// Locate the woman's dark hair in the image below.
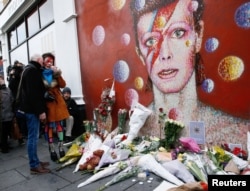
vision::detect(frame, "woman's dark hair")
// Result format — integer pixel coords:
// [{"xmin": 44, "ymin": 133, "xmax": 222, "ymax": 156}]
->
[{"xmin": 42, "ymin": 52, "xmax": 55, "ymax": 65}]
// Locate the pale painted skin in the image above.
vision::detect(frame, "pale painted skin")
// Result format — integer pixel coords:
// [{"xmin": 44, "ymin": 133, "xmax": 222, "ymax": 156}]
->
[
  {"xmin": 43, "ymin": 56, "xmax": 58, "ymax": 72},
  {"xmin": 43, "ymin": 56, "xmax": 54, "ymax": 69},
  {"xmin": 137, "ymin": 0, "xmax": 203, "ymax": 93}
]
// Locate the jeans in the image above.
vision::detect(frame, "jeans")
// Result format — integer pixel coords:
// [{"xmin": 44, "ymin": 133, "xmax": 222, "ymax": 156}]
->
[{"xmin": 25, "ymin": 113, "xmax": 40, "ymax": 168}]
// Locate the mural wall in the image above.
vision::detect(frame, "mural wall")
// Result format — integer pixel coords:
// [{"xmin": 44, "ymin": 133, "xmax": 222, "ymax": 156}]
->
[{"xmin": 75, "ymin": 0, "xmax": 250, "ymax": 150}]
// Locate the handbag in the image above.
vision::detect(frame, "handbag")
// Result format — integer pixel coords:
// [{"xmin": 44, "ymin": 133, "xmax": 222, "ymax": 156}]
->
[
  {"xmin": 11, "ymin": 117, "xmax": 22, "ymax": 140},
  {"xmin": 44, "ymin": 91, "xmax": 55, "ymax": 101}
]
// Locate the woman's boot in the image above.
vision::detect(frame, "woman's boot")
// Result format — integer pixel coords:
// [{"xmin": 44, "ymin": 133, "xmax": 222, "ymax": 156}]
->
[
  {"xmin": 58, "ymin": 141, "xmax": 65, "ymax": 158},
  {"xmin": 49, "ymin": 143, "xmax": 58, "ymax": 161}
]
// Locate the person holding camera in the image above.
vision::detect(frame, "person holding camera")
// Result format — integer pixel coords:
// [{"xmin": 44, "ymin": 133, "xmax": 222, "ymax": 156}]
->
[{"xmin": 42, "ymin": 53, "xmax": 69, "ymax": 161}]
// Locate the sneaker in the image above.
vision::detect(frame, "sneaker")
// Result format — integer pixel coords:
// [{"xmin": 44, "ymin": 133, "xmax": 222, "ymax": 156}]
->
[
  {"xmin": 50, "ymin": 151, "xmax": 58, "ymax": 162},
  {"xmin": 59, "ymin": 150, "xmax": 65, "ymax": 158},
  {"xmin": 40, "ymin": 161, "xmax": 50, "ymax": 168},
  {"xmin": 30, "ymin": 166, "xmax": 51, "ymax": 174}
]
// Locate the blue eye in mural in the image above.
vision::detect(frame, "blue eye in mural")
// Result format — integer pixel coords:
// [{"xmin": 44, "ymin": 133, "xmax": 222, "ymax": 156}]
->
[
  {"xmin": 202, "ymin": 78, "xmax": 214, "ymax": 93},
  {"xmin": 92, "ymin": 25, "xmax": 105, "ymax": 46},
  {"xmin": 205, "ymin": 37, "xmax": 219, "ymax": 53},
  {"xmin": 134, "ymin": 0, "xmax": 146, "ymax": 11},
  {"xmin": 113, "ymin": 60, "xmax": 130, "ymax": 83},
  {"xmin": 234, "ymin": 2, "xmax": 250, "ymax": 29}
]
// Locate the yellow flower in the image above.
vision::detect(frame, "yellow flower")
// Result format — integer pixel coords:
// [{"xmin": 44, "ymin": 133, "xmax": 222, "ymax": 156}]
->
[
  {"xmin": 177, "ymin": 153, "xmax": 185, "ymax": 162},
  {"xmin": 128, "ymin": 143, "xmax": 135, "ymax": 151},
  {"xmin": 213, "ymin": 146, "xmax": 225, "ymax": 156}
]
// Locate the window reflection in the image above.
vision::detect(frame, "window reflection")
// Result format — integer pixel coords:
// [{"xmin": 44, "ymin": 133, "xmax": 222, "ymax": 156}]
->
[
  {"xmin": 10, "ymin": 42, "xmax": 28, "ymax": 65},
  {"xmin": 7, "ymin": 0, "xmax": 54, "ymax": 51},
  {"xmin": 40, "ymin": 0, "xmax": 54, "ymax": 27},
  {"xmin": 17, "ymin": 21, "xmax": 26, "ymax": 44},
  {"xmin": 27, "ymin": 9, "xmax": 39, "ymax": 36},
  {"xmin": 9, "ymin": 29, "xmax": 17, "ymax": 49}
]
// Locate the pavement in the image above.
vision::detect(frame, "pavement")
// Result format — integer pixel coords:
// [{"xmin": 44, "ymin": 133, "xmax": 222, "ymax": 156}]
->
[{"xmin": 0, "ymin": 137, "xmax": 164, "ymax": 191}]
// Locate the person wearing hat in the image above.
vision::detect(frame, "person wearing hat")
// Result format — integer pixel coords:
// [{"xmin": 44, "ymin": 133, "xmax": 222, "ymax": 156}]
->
[{"xmin": 62, "ymin": 87, "xmax": 79, "ymax": 143}]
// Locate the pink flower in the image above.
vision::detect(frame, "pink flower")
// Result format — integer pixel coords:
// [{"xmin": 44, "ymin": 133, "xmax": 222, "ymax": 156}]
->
[{"xmin": 179, "ymin": 137, "xmax": 201, "ymax": 153}]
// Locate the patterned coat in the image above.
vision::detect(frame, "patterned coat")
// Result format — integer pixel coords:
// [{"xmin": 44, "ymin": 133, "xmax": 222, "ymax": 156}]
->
[{"xmin": 43, "ymin": 69, "xmax": 69, "ymax": 122}]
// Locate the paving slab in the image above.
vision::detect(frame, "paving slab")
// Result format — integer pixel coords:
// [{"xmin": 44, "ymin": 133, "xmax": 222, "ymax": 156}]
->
[{"xmin": 0, "ymin": 138, "xmax": 165, "ymax": 191}]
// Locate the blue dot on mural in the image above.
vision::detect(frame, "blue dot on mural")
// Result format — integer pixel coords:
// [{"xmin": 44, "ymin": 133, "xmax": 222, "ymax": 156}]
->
[
  {"xmin": 135, "ymin": 0, "xmax": 145, "ymax": 11},
  {"xmin": 113, "ymin": 60, "xmax": 130, "ymax": 83},
  {"xmin": 205, "ymin": 37, "xmax": 219, "ymax": 53},
  {"xmin": 202, "ymin": 78, "xmax": 214, "ymax": 93},
  {"xmin": 235, "ymin": 2, "xmax": 250, "ymax": 29}
]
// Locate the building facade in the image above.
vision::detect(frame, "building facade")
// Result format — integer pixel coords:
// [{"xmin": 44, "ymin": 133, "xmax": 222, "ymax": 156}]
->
[{"xmin": 0, "ymin": 0, "xmax": 84, "ymax": 105}]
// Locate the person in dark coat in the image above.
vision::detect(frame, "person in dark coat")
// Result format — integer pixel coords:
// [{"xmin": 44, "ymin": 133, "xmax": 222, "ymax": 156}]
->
[
  {"xmin": 8, "ymin": 61, "xmax": 27, "ymax": 144},
  {"xmin": 0, "ymin": 75, "xmax": 14, "ymax": 153},
  {"xmin": 19, "ymin": 54, "xmax": 50, "ymax": 174},
  {"xmin": 62, "ymin": 87, "xmax": 79, "ymax": 142}
]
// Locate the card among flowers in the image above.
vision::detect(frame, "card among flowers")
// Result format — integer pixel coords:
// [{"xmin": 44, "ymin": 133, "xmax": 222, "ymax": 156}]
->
[{"xmin": 189, "ymin": 121, "xmax": 205, "ymax": 145}]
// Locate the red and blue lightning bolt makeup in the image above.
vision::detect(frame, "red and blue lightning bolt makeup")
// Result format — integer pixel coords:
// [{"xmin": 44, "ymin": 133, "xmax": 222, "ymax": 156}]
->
[{"xmin": 148, "ymin": 1, "xmax": 178, "ymax": 72}]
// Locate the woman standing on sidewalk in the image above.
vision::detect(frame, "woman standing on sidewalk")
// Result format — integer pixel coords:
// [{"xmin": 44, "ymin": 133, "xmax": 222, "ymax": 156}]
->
[{"xmin": 42, "ymin": 52, "xmax": 69, "ymax": 161}]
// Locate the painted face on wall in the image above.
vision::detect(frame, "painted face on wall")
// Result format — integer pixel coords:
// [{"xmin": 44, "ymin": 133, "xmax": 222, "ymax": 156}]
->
[{"xmin": 137, "ymin": 0, "xmax": 203, "ymax": 93}]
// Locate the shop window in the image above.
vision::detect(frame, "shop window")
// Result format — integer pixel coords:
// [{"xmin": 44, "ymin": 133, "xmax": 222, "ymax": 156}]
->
[
  {"xmin": 17, "ymin": 21, "xmax": 26, "ymax": 44},
  {"xmin": 39, "ymin": 0, "xmax": 54, "ymax": 27},
  {"xmin": 27, "ymin": 9, "xmax": 39, "ymax": 36},
  {"xmin": 10, "ymin": 43, "xmax": 28, "ymax": 65},
  {"xmin": 8, "ymin": 28, "xmax": 17, "ymax": 49},
  {"xmin": 7, "ymin": 0, "xmax": 54, "ymax": 53}
]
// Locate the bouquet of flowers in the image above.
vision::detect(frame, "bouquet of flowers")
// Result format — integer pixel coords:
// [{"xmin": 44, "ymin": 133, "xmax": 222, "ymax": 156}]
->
[
  {"xmin": 117, "ymin": 109, "xmax": 128, "ymax": 134},
  {"xmin": 95, "ymin": 94, "xmax": 114, "ymax": 122},
  {"xmin": 160, "ymin": 119, "xmax": 184, "ymax": 151},
  {"xmin": 94, "ymin": 79, "xmax": 116, "ymax": 133},
  {"xmin": 221, "ymin": 143, "xmax": 247, "ymax": 159},
  {"xmin": 178, "ymin": 153, "xmax": 208, "ymax": 183}
]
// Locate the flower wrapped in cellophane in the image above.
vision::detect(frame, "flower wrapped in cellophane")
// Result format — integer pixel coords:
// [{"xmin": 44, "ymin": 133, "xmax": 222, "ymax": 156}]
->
[
  {"xmin": 117, "ymin": 108, "xmax": 128, "ymax": 134},
  {"xmin": 95, "ymin": 147, "xmax": 131, "ymax": 171},
  {"xmin": 73, "ymin": 134, "xmax": 103, "ymax": 173},
  {"xmin": 97, "ymin": 165, "xmax": 141, "ymax": 191},
  {"xmin": 178, "ymin": 153, "xmax": 207, "ymax": 183},
  {"xmin": 77, "ymin": 156, "xmax": 141, "ymax": 188},
  {"xmin": 56, "ymin": 143, "xmax": 83, "ymax": 171},
  {"xmin": 119, "ymin": 101, "xmax": 152, "ymax": 146},
  {"xmin": 206, "ymin": 146, "xmax": 231, "ymax": 173},
  {"xmin": 94, "ymin": 78, "xmax": 116, "ymax": 134}
]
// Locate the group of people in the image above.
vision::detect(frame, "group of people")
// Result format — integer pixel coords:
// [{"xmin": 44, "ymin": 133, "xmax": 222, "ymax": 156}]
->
[{"xmin": 0, "ymin": 52, "xmax": 79, "ymax": 174}]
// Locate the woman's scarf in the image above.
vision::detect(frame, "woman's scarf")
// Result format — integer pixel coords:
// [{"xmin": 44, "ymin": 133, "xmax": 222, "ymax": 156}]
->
[{"xmin": 42, "ymin": 69, "xmax": 53, "ymax": 85}]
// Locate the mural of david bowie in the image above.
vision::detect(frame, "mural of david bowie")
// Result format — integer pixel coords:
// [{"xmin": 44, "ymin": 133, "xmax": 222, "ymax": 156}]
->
[{"xmin": 130, "ymin": 0, "xmax": 250, "ymax": 150}]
